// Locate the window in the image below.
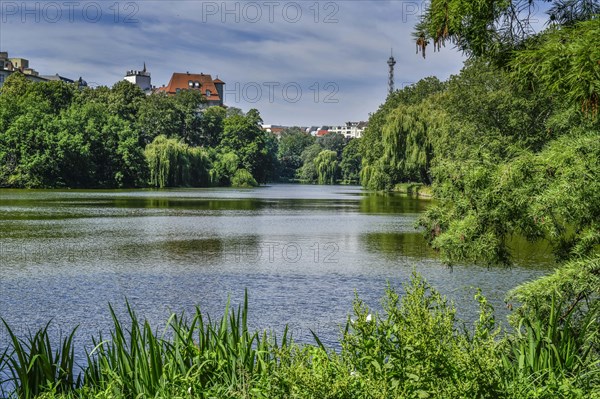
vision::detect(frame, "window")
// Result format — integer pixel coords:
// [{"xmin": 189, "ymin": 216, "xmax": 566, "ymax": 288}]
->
[
  {"xmin": 194, "ymin": 81, "xmax": 200, "ymax": 88},
  {"xmin": 206, "ymin": 89, "xmax": 211, "ymax": 96},
  {"xmin": 188, "ymin": 80, "xmax": 193, "ymax": 87}
]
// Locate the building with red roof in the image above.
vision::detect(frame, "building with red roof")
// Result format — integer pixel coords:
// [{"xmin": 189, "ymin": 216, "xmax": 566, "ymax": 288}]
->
[{"xmin": 155, "ymin": 72, "xmax": 225, "ymax": 107}]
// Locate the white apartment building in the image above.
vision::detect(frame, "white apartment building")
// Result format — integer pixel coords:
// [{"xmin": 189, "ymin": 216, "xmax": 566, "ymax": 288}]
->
[{"xmin": 327, "ymin": 121, "xmax": 368, "ymax": 139}]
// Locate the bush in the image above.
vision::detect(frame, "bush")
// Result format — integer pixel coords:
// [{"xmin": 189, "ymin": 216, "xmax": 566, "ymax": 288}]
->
[
  {"xmin": 1, "ymin": 273, "xmax": 598, "ymax": 398},
  {"xmin": 231, "ymin": 168, "xmax": 258, "ymax": 187}
]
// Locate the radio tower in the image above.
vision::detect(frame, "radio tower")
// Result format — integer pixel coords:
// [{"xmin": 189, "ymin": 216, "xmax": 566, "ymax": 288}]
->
[{"xmin": 387, "ymin": 49, "xmax": 396, "ymax": 96}]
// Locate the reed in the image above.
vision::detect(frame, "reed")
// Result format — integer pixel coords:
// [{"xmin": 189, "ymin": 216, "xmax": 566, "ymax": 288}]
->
[
  {"xmin": 0, "ymin": 320, "xmax": 80, "ymax": 399},
  {"xmin": 83, "ymin": 290, "xmax": 284, "ymax": 397},
  {"xmin": 501, "ymin": 294, "xmax": 600, "ymax": 391},
  {"xmin": 0, "ymin": 277, "xmax": 597, "ymax": 398}
]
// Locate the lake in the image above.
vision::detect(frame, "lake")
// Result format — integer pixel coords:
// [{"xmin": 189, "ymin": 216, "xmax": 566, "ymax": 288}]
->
[{"xmin": 0, "ymin": 184, "xmax": 554, "ymax": 360}]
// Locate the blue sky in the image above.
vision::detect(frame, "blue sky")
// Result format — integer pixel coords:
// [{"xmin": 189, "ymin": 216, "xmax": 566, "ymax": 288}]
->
[{"xmin": 0, "ymin": 1, "xmax": 547, "ymax": 126}]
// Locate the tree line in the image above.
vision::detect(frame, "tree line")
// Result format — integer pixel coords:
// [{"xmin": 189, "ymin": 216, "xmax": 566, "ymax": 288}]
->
[{"xmin": 0, "ymin": 73, "xmax": 360, "ymax": 189}]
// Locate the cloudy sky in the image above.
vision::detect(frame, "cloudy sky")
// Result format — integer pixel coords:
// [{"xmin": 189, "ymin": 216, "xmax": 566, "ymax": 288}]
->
[{"xmin": 0, "ymin": 1, "xmax": 545, "ymax": 126}]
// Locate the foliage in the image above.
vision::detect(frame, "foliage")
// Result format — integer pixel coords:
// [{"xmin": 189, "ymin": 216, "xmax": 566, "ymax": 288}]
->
[
  {"xmin": 510, "ymin": 18, "xmax": 600, "ymax": 116},
  {"xmin": 277, "ymin": 127, "xmax": 315, "ymax": 181},
  {"xmin": 340, "ymin": 138, "xmax": 361, "ymax": 184},
  {"xmin": 316, "ymin": 132, "xmax": 345, "ymax": 158},
  {"xmin": 3, "ymin": 273, "xmax": 597, "ymax": 398},
  {"xmin": 342, "ymin": 274, "xmax": 503, "ymax": 398},
  {"xmin": 197, "ymin": 106, "xmax": 227, "ymax": 147},
  {"xmin": 231, "ymin": 168, "xmax": 258, "ymax": 188},
  {"xmin": 360, "ymin": 77, "xmax": 445, "ymax": 190},
  {"xmin": 220, "ymin": 109, "xmax": 277, "ymax": 184},
  {"xmin": 135, "ymin": 92, "xmax": 184, "ymax": 145},
  {"xmin": 419, "ymin": 131, "xmax": 599, "ymax": 265},
  {"xmin": 412, "ymin": 0, "xmax": 600, "ymax": 63},
  {"xmin": 314, "ymin": 150, "xmax": 339, "ymax": 185},
  {"xmin": 210, "ymin": 151, "xmax": 240, "ymax": 186},
  {"xmin": 0, "ymin": 74, "xmax": 283, "ymax": 188},
  {"xmin": 507, "ymin": 256, "xmax": 600, "ymax": 327},
  {"xmin": 502, "ymin": 295, "xmax": 599, "ymax": 390},
  {"xmin": 0, "ymin": 320, "xmax": 80, "ymax": 399},
  {"xmin": 296, "ymin": 143, "xmax": 322, "ymax": 183},
  {"xmin": 0, "ymin": 77, "xmax": 148, "ymax": 188},
  {"xmin": 144, "ymin": 135, "xmax": 210, "ymax": 188}
]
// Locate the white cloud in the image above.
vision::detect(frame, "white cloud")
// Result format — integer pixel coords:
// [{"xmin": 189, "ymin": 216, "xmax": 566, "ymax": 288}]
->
[{"xmin": 0, "ymin": 0, "xmax": 466, "ymax": 125}]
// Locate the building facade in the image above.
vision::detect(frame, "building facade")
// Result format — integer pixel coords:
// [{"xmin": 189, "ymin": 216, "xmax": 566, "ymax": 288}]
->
[
  {"xmin": 327, "ymin": 121, "xmax": 367, "ymax": 139},
  {"xmin": 0, "ymin": 52, "xmax": 46, "ymax": 87},
  {"xmin": 124, "ymin": 64, "xmax": 152, "ymax": 93},
  {"xmin": 0, "ymin": 51, "xmax": 85, "ymax": 89},
  {"xmin": 155, "ymin": 72, "xmax": 225, "ymax": 107}
]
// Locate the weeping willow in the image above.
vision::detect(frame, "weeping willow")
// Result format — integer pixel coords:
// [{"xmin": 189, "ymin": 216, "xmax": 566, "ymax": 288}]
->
[
  {"xmin": 231, "ymin": 168, "xmax": 258, "ymax": 187},
  {"xmin": 144, "ymin": 135, "xmax": 210, "ymax": 188},
  {"xmin": 314, "ymin": 150, "xmax": 339, "ymax": 185},
  {"xmin": 379, "ymin": 101, "xmax": 441, "ymax": 186}
]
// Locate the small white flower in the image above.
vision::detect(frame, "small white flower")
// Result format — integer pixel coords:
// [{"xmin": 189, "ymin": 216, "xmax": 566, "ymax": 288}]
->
[
  {"xmin": 188, "ymin": 386, "xmax": 192, "ymax": 395},
  {"xmin": 350, "ymin": 370, "xmax": 358, "ymax": 377},
  {"xmin": 366, "ymin": 314, "xmax": 372, "ymax": 322}
]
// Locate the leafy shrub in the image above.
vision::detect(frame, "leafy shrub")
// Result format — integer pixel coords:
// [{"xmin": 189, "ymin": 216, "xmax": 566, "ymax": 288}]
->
[{"xmin": 231, "ymin": 168, "xmax": 258, "ymax": 188}]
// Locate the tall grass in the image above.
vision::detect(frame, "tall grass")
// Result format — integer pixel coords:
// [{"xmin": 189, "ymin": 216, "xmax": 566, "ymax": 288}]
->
[
  {"xmin": 0, "ymin": 276, "xmax": 598, "ymax": 398},
  {"xmin": 501, "ymin": 295, "xmax": 600, "ymax": 396},
  {"xmin": 0, "ymin": 321, "xmax": 80, "ymax": 399},
  {"xmin": 83, "ymin": 290, "xmax": 287, "ymax": 397}
]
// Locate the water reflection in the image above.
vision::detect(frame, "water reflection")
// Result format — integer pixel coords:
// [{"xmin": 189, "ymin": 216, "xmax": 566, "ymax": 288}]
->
[
  {"xmin": 358, "ymin": 192, "xmax": 429, "ymax": 214},
  {"xmin": 360, "ymin": 232, "xmax": 436, "ymax": 259},
  {"xmin": 0, "ymin": 185, "xmax": 554, "ymax": 353}
]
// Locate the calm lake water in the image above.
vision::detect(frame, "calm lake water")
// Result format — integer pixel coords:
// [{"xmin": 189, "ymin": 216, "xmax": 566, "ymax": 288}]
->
[{"xmin": 0, "ymin": 184, "xmax": 554, "ymax": 360}]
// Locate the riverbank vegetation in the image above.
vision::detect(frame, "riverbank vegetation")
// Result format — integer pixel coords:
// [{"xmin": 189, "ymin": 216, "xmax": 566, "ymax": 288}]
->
[
  {"xmin": 0, "ymin": 76, "xmax": 280, "ymax": 189},
  {"xmin": 359, "ymin": 1, "xmax": 600, "ymax": 265},
  {"xmin": 0, "ymin": 75, "xmax": 359, "ymax": 188},
  {"xmin": 1, "ymin": 271, "xmax": 597, "ymax": 399},
  {"xmin": 354, "ymin": 2, "xmax": 600, "ymax": 395}
]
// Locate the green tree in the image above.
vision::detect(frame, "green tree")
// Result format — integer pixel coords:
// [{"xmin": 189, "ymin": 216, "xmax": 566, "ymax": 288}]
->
[
  {"xmin": 231, "ymin": 168, "xmax": 258, "ymax": 187},
  {"xmin": 360, "ymin": 77, "xmax": 445, "ymax": 190},
  {"xmin": 510, "ymin": 18, "xmax": 600, "ymax": 117},
  {"xmin": 136, "ymin": 93, "xmax": 182, "ymax": 145},
  {"xmin": 210, "ymin": 151, "xmax": 239, "ymax": 186},
  {"xmin": 317, "ymin": 132, "xmax": 345, "ymax": 158},
  {"xmin": 173, "ymin": 90, "xmax": 205, "ymax": 146},
  {"xmin": 314, "ymin": 150, "xmax": 339, "ymax": 185},
  {"xmin": 220, "ymin": 109, "xmax": 274, "ymax": 184},
  {"xmin": 108, "ymin": 80, "xmax": 145, "ymax": 121},
  {"xmin": 144, "ymin": 135, "xmax": 210, "ymax": 188},
  {"xmin": 277, "ymin": 127, "xmax": 315, "ymax": 181},
  {"xmin": 198, "ymin": 106, "xmax": 226, "ymax": 147},
  {"xmin": 296, "ymin": 143, "xmax": 322, "ymax": 183},
  {"xmin": 412, "ymin": 0, "xmax": 599, "ymax": 63},
  {"xmin": 340, "ymin": 138, "xmax": 362, "ymax": 184}
]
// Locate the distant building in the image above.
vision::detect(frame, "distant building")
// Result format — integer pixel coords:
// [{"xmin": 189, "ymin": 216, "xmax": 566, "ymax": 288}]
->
[
  {"xmin": 316, "ymin": 127, "xmax": 330, "ymax": 137},
  {"xmin": 328, "ymin": 121, "xmax": 367, "ymax": 139},
  {"xmin": 306, "ymin": 126, "xmax": 319, "ymax": 136},
  {"xmin": 262, "ymin": 125, "xmax": 286, "ymax": 137},
  {"xmin": 0, "ymin": 51, "xmax": 85, "ymax": 89},
  {"xmin": 307, "ymin": 126, "xmax": 332, "ymax": 136},
  {"xmin": 124, "ymin": 63, "xmax": 152, "ymax": 93},
  {"xmin": 155, "ymin": 72, "xmax": 225, "ymax": 107},
  {"xmin": 40, "ymin": 73, "xmax": 75, "ymax": 83},
  {"xmin": 0, "ymin": 52, "xmax": 47, "ymax": 87}
]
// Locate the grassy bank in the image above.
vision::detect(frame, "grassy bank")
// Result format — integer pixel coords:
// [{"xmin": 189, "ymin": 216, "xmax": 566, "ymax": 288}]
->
[
  {"xmin": 1, "ymin": 271, "xmax": 598, "ymax": 399},
  {"xmin": 392, "ymin": 183, "xmax": 433, "ymax": 198}
]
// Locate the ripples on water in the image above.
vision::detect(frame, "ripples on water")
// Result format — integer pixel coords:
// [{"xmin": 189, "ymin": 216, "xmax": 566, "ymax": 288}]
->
[{"xmin": 0, "ymin": 185, "xmax": 554, "ymax": 363}]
